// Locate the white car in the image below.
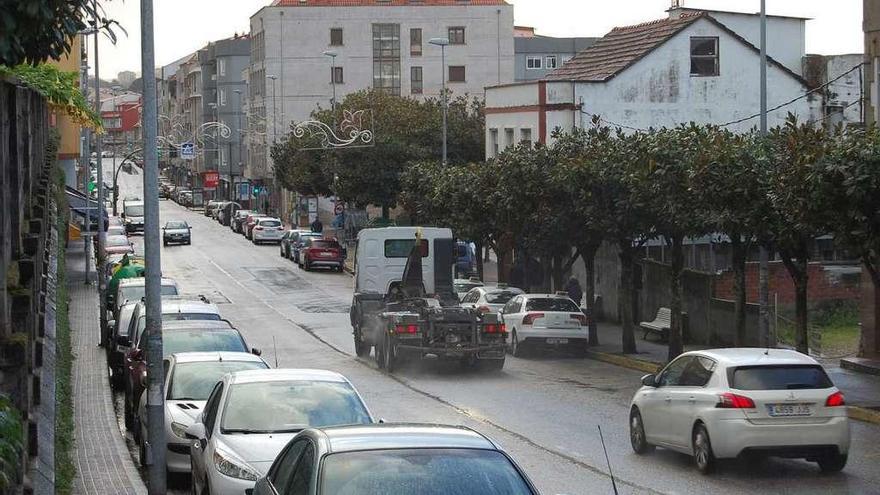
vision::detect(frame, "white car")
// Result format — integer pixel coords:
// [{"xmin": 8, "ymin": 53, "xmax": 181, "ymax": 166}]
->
[
  {"xmin": 137, "ymin": 352, "xmax": 269, "ymax": 474},
  {"xmin": 460, "ymin": 284, "xmax": 525, "ymax": 314},
  {"xmin": 454, "ymin": 278, "xmax": 484, "ymax": 302},
  {"xmin": 252, "ymin": 217, "xmax": 285, "ymax": 244},
  {"xmin": 500, "ymin": 293, "xmax": 588, "ymax": 357},
  {"xmin": 187, "ymin": 369, "xmax": 374, "ymax": 495},
  {"xmin": 629, "ymin": 348, "xmax": 850, "ymax": 474}
]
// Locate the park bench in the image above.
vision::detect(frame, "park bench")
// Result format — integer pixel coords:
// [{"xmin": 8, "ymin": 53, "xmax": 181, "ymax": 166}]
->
[{"xmin": 640, "ymin": 307, "xmax": 671, "ymax": 341}]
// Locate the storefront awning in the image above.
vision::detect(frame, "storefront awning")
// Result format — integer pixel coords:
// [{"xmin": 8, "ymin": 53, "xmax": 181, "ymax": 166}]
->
[{"xmin": 66, "ymin": 186, "xmax": 108, "ymax": 225}]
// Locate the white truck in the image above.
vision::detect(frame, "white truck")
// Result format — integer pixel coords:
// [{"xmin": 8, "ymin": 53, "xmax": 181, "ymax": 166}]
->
[{"xmin": 349, "ymin": 227, "xmax": 506, "ymax": 371}]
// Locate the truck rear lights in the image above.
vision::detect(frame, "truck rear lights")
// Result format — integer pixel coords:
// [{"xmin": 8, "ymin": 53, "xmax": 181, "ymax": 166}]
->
[
  {"xmin": 716, "ymin": 392, "xmax": 756, "ymax": 409},
  {"xmin": 395, "ymin": 324, "xmax": 419, "ymax": 334},
  {"xmin": 483, "ymin": 323, "xmax": 508, "ymax": 334},
  {"xmin": 825, "ymin": 391, "xmax": 845, "ymax": 407},
  {"xmin": 522, "ymin": 313, "xmax": 544, "ymax": 325}
]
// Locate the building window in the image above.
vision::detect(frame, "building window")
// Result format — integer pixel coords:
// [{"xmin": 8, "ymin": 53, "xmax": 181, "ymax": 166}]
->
[
  {"xmin": 411, "ymin": 66, "xmax": 423, "ymax": 94},
  {"xmin": 545, "ymin": 56, "xmax": 557, "ymax": 69},
  {"xmin": 330, "ymin": 28, "xmax": 343, "ymax": 46},
  {"xmin": 218, "ymin": 59, "xmax": 226, "ymax": 77},
  {"xmin": 373, "ymin": 24, "xmax": 401, "ymax": 96},
  {"xmin": 410, "ymin": 28, "xmax": 422, "ymax": 56},
  {"xmin": 448, "ymin": 26, "xmax": 465, "ymax": 45},
  {"xmin": 490, "ymin": 128, "xmax": 499, "ymax": 157},
  {"xmin": 690, "ymin": 37, "xmax": 719, "ymax": 76},
  {"xmin": 219, "ymin": 88, "xmax": 227, "ymax": 106},
  {"xmin": 526, "ymin": 56, "xmax": 542, "ymax": 70},
  {"xmin": 504, "ymin": 128, "xmax": 515, "ymax": 149},
  {"xmin": 448, "ymin": 65, "xmax": 466, "ymax": 83},
  {"xmin": 332, "ymin": 66, "xmax": 344, "ymax": 84},
  {"xmin": 520, "ymin": 128, "xmax": 532, "ymax": 148}
]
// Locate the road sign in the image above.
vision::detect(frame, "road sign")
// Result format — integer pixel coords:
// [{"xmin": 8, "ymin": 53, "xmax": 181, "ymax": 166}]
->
[
  {"xmin": 334, "ymin": 203, "xmax": 345, "ymax": 215},
  {"xmin": 180, "ymin": 142, "xmax": 195, "ymax": 160},
  {"xmin": 202, "ymin": 171, "xmax": 219, "ymax": 189}
]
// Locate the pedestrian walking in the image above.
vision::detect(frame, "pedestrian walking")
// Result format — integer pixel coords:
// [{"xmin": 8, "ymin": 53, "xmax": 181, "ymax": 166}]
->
[
  {"xmin": 565, "ymin": 277, "xmax": 583, "ymax": 307},
  {"xmin": 310, "ymin": 218, "xmax": 324, "ymax": 233}
]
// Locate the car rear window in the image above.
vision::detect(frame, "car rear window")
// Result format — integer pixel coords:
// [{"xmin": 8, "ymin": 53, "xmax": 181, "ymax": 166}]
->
[
  {"xmin": 311, "ymin": 240, "xmax": 339, "ymax": 249},
  {"xmin": 260, "ymin": 220, "xmax": 281, "ymax": 227},
  {"xmin": 162, "ymin": 330, "xmax": 247, "ymax": 357},
  {"xmin": 730, "ymin": 365, "xmax": 834, "ymax": 390},
  {"xmin": 525, "ymin": 298, "xmax": 580, "ymax": 312},
  {"xmin": 486, "ymin": 291, "xmax": 519, "ymax": 304},
  {"xmin": 385, "ymin": 239, "xmax": 429, "ymax": 258}
]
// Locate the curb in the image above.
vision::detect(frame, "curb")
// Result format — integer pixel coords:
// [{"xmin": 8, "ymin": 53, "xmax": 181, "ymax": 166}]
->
[
  {"xmin": 848, "ymin": 406, "xmax": 880, "ymax": 425},
  {"xmin": 583, "ymin": 349, "xmax": 662, "ymax": 374}
]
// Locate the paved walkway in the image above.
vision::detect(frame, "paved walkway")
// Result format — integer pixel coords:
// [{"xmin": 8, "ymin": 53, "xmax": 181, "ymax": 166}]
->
[{"xmin": 68, "ymin": 240, "xmax": 146, "ymax": 495}]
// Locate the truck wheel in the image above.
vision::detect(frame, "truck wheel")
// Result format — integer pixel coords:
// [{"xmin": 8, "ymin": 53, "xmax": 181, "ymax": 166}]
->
[
  {"xmin": 376, "ymin": 333, "xmax": 387, "ymax": 370},
  {"xmin": 382, "ymin": 334, "xmax": 397, "ymax": 372},
  {"xmin": 353, "ymin": 324, "xmax": 371, "ymax": 358},
  {"xmin": 460, "ymin": 355, "xmax": 478, "ymax": 370},
  {"xmin": 481, "ymin": 359, "xmax": 505, "ymax": 371}
]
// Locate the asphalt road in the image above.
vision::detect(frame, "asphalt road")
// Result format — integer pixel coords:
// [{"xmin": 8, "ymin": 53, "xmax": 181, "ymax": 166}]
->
[{"xmin": 107, "ymin": 162, "xmax": 880, "ymax": 495}]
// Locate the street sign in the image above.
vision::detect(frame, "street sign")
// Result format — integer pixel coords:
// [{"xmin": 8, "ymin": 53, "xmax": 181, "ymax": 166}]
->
[
  {"xmin": 334, "ymin": 202, "xmax": 345, "ymax": 215},
  {"xmin": 180, "ymin": 142, "xmax": 195, "ymax": 160},
  {"xmin": 202, "ymin": 171, "xmax": 219, "ymax": 189}
]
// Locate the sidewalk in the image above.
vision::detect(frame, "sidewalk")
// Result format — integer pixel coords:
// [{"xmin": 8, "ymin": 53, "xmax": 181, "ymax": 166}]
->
[
  {"xmin": 586, "ymin": 320, "xmax": 880, "ymax": 423},
  {"xmin": 67, "ymin": 240, "xmax": 146, "ymax": 495}
]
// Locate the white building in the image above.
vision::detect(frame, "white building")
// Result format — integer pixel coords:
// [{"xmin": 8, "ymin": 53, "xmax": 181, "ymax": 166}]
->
[
  {"xmin": 484, "ymin": 9, "xmax": 821, "ymax": 158},
  {"xmin": 248, "ymin": 0, "xmax": 515, "ymax": 182}
]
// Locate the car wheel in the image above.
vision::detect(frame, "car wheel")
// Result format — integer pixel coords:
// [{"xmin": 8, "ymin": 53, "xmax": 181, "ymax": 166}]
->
[
  {"xmin": 138, "ymin": 431, "xmax": 147, "ymax": 467},
  {"xmin": 124, "ymin": 389, "xmax": 134, "ymax": 430},
  {"xmin": 693, "ymin": 423, "xmax": 716, "ymax": 474},
  {"xmin": 571, "ymin": 339, "xmax": 588, "ymax": 358},
  {"xmin": 304, "ymin": 258, "xmax": 311, "ymax": 271},
  {"xmin": 817, "ymin": 453, "xmax": 847, "ymax": 473},
  {"xmin": 630, "ymin": 408, "xmax": 654, "ymax": 455},
  {"xmin": 186, "ymin": 239, "xmax": 191, "ymax": 245},
  {"xmin": 163, "ymin": 240, "xmax": 168, "ymax": 246},
  {"xmin": 510, "ymin": 331, "xmax": 525, "ymax": 357}
]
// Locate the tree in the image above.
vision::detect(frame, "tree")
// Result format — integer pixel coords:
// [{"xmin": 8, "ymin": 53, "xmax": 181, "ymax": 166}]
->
[
  {"xmin": 271, "ymin": 133, "xmax": 335, "ymax": 197},
  {"xmin": 823, "ymin": 125, "xmax": 880, "ymax": 356},
  {"xmin": 0, "ymin": 1, "xmax": 121, "ymax": 66},
  {"xmin": 761, "ymin": 117, "xmax": 835, "ymax": 354}
]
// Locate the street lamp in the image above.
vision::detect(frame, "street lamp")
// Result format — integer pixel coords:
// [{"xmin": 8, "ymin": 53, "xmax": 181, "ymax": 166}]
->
[
  {"xmin": 323, "ymin": 51, "xmax": 338, "ymax": 126},
  {"xmin": 110, "ymin": 85, "xmax": 122, "ymax": 215},
  {"xmin": 429, "ymin": 37, "xmax": 449, "ymax": 166}
]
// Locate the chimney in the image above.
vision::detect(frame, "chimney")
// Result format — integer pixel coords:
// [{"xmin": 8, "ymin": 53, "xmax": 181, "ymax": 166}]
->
[{"xmin": 669, "ymin": 0, "xmax": 684, "ymax": 19}]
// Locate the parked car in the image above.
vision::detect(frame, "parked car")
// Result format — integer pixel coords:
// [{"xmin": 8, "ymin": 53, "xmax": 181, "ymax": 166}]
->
[
  {"xmin": 252, "ymin": 217, "xmax": 285, "ymax": 244},
  {"xmin": 629, "ymin": 348, "xmax": 850, "ymax": 474},
  {"xmin": 162, "ymin": 220, "xmax": 192, "ymax": 246},
  {"xmin": 279, "ymin": 230, "xmax": 301, "ymax": 258},
  {"xmin": 122, "ymin": 200, "xmax": 145, "ymax": 233},
  {"xmin": 107, "ymin": 277, "xmax": 179, "ymax": 346},
  {"xmin": 453, "ymin": 277, "xmax": 484, "ymax": 302},
  {"xmin": 219, "ymin": 202, "xmax": 241, "ymax": 226},
  {"xmin": 290, "ymin": 232, "xmax": 323, "ymax": 264},
  {"xmin": 500, "ymin": 293, "xmax": 588, "ymax": 357},
  {"xmin": 101, "ymin": 150, "xmax": 114, "ymax": 158},
  {"xmin": 252, "ymin": 424, "xmax": 539, "ymax": 495},
  {"xmin": 204, "ymin": 200, "xmax": 222, "ymax": 217},
  {"xmin": 103, "ymin": 234, "xmax": 135, "ymax": 257},
  {"xmin": 137, "ymin": 352, "xmax": 269, "ymax": 473},
  {"xmin": 107, "ymin": 301, "xmax": 139, "ymax": 389},
  {"xmin": 455, "ymin": 240, "xmax": 477, "ymax": 278},
  {"xmin": 299, "ymin": 237, "xmax": 345, "ymax": 271},
  {"xmin": 245, "ymin": 213, "xmax": 268, "ymax": 239},
  {"xmin": 460, "ymin": 284, "xmax": 525, "ymax": 314},
  {"xmin": 187, "ymin": 369, "xmax": 374, "ymax": 495},
  {"xmin": 231, "ymin": 210, "xmax": 253, "ymax": 233}
]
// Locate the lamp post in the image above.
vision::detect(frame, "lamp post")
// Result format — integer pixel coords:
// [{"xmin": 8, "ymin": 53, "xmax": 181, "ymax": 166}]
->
[
  {"xmin": 429, "ymin": 37, "xmax": 449, "ymax": 166},
  {"xmin": 323, "ymin": 51, "xmax": 338, "ymax": 127},
  {"xmin": 110, "ymin": 85, "xmax": 121, "ymax": 215},
  {"xmin": 758, "ymin": 0, "xmax": 773, "ymax": 347},
  {"xmin": 233, "ymin": 89, "xmax": 243, "ymax": 203}
]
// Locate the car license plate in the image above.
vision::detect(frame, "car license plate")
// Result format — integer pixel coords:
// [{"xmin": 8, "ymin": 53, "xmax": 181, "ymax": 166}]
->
[
  {"xmin": 546, "ymin": 338, "xmax": 569, "ymax": 344},
  {"xmin": 319, "ymin": 252, "xmax": 332, "ymax": 257},
  {"xmin": 767, "ymin": 404, "xmax": 812, "ymax": 417}
]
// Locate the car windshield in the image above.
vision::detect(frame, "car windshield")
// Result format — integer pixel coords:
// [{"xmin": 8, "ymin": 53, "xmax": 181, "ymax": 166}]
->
[
  {"xmin": 221, "ymin": 380, "xmax": 371, "ymax": 434},
  {"xmin": 168, "ymin": 361, "xmax": 266, "ymax": 400},
  {"xmin": 107, "ymin": 226, "xmax": 125, "ymax": 235},
  {"xmin": 319, "ymin": 448, "xmax": 533, "ymax": 495},
  {"xmin": 455, "ymin": 283, "xmax": 482, "ymax": 293},
  {"xmin": 106, "ymin": 236, "xmax": 130, "ymax": 247},
  {"xmin": 731, "ymin": 365, "xmax": 834, "ymax": 390},
  {"xmin": 525, "ymin": 298, "xmax": 580, "ymax": 312},
  {"xmin": 165, "ymin": 221, "xmax": 188, "ymax": 229},
  {"xmin": 124, "ymin": 205, "xmax": 144, "ymax": 216},
  {"xmin": 136, "ymin": 313, "xmax": 222, "ymax": 335},
  {"xmin": 163, "ymin": 330, "xmax": 247, "ymax": 357},
  {"xmin": 260, "ymin": 219, "xmax": 282, "ymax": 227},
  {"xmin": 485, "ymin": 291, "xmax": 520, "ymax": 304},
  {"xmin": 119, "ymin": 284, "xmax": 178, "ymax": 304}
]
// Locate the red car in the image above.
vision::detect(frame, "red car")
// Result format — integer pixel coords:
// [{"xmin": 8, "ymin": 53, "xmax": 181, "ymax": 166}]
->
[
  {"xmin": 300, "ymin": 238, "xmax": 345, "ymax": 272},
  {"xmin": 103, "ymin": 234, "xmax": 134, "ymax": 256},
  {"xmin": 244, "ymin": 213, "xmax": 267, "ymax": 239}
]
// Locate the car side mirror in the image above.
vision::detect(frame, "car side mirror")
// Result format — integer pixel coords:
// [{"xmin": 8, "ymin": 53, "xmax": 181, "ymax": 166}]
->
[
  {"xmin": 130, "ymin": 348, "xmax": 144, "ymax": 361},
  {"xmin": 641, "ymin": 374, "xmax": 658, "ymax": 387},
  {"xmin": 185, "ymin": 422, "xmax": 206, "ymax": 440},
  {"xmin": 139, "ymin": 371, "xmax": 147, "ymax": 388},
  {"xmin": 251, "ymin": 347, "xmax": 262, "ymax": 356}
]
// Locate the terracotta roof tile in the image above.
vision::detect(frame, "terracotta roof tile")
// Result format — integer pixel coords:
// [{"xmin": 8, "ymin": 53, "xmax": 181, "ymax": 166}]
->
[
  {"xmin": 547, "ymin": 12, "xmax": 704, "ymax": 82},
  {"xmin": 272, "ymin": 0, "xmax": 507, "ymax": 6}
]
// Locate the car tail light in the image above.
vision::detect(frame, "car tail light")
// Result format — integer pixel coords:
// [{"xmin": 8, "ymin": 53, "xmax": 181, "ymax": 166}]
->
[
  {"xmin": 483, "ymin": 323, "xmax": 508, "ymax": 334},
  {"xmin": 477, "ymin": 305, "xmax": 491, "ymax": 313},
  {"xmin": 522, "ymin": 312, "xmax": 544, "ymax": 325},
  {"xmin": 395, "ymin": 324, "xmax": 418, "ymax": 334},
  {"xmin": 277, "ymin": 227, "xmax": 284, "ymax": 231},
  {"xmin": 570, "ymin": 313, "xmax": 588, "ymax": 326},
  {"xmin": 255, "ymin": 226, "xmax": 263, "ymax": 231},
  {"xmin": 825, "ymin": 391, "xmax": 845, "ymax": 407},
  {"xmin": 716, "ymin": 393, "xmax": 756, "ymax": 409}
]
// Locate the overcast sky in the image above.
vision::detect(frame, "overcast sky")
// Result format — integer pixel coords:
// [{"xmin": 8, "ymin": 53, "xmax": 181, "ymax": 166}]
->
[{"xmin": 91, "ymin": 0, "xmax": 863, "ymax": 79}]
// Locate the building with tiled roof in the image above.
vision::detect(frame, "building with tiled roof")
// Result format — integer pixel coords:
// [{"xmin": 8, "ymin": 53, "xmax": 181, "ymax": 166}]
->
[{"xmin": 484, "ymin": 7, "xmax": 824, "ymax": 160}]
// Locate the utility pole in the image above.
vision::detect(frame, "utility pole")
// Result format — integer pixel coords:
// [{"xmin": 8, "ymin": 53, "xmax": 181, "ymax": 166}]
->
[
  {"xmin": 80, "ymin": 34, "xmax": 91, "ymax": 284},
  {"xmin": 234, "ymin": 89, "xmax": 243, "ymax": 203},
  {"xmin": 429, "ymin": 38, "xmax": 449, "ymax": 166},
  {"xmin": 111, "ymin": 85, "xmax": 121, "ymax": 216},
  {"xmin": 140, "ymin": 0, "xmax": 166, "ymax": 492},
  {"xmin": 323, "ymin": 51, "xmax": 338, "ymax": 128},
  {"xmin": 92, "ymin": 1, "xmax": 107, "ymax": 339},
  {"xmin": 758, "ymin": 0, "xmax": 773, "ymax": 347}
]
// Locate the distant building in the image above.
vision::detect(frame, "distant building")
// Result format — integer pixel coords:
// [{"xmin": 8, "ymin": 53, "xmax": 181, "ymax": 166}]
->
[
  {"xmin": 117, "ymin": 70, "xmax": 137, "ymax": 88},
  {"xmin": 514, "ymin": 29, "xmax": 597, "ymax": 82},
  {"xmin": 865, "ymin": 0, "xmax": 880, "ymax": 125},
  {"xmin": 46, "ymin": 34, "xmax": 83, "ymax": 188},
  {"xmin": 100, "ymin": 92, "xmax": 142, "ymax": 152}
]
